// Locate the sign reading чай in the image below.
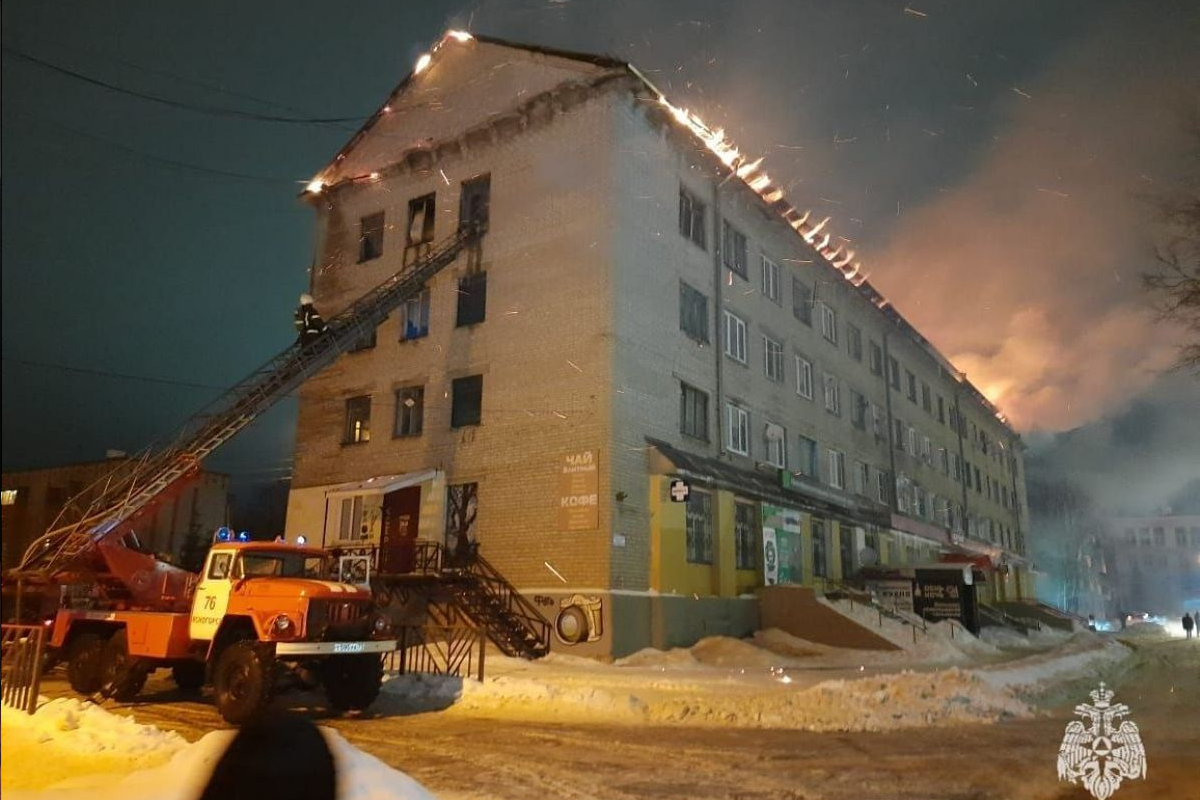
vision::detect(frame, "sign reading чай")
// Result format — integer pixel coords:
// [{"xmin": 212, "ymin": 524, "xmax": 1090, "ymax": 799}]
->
[{"xmin": 559, "ymin": 449, "xmax": 599, "ymax": 531}]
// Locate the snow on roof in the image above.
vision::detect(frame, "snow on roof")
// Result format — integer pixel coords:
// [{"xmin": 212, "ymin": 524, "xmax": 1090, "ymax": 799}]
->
[{"xmin": 305, "ymin": 31, "xmax": 1016, "ymax": 436}]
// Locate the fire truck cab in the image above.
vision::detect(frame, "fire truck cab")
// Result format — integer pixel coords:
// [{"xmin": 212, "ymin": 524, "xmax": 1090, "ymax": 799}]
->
[{"xmin": 51, "ymin": 542, "xmax": 396, "ymax": 724}]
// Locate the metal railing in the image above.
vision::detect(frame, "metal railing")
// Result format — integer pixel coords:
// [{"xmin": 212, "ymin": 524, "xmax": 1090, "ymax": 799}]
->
[
  {"xmin": 386, "ymin": 625, "xmax": 486, "ymax": 681},
  {"xmin": 1, "ymin": 624, "xmax": 46, "ymax": 714}
]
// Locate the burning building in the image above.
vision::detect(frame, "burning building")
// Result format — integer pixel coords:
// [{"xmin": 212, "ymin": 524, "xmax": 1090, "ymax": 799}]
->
[{"xmin": 283, "ymin": 32, "xmax": 1031, "ymax": 655}]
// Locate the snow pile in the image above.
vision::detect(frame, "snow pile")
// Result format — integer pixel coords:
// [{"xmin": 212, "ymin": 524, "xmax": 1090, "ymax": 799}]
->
[
  {"xmin": 977, "ymin": 634, "xmax": 1129, "ymax": 693},
  {"xmin": 2, "ymin": 697, "xmax": 186, "ymax": 760},
  {"xmin": 385, "ymin": 662, "xmax": 1030, "ymax": 731},
  {"xmin": 615, "ymin": 635, "xmax": 788, "ymax": 670},
  {"xmin": 1, "ymin": 699, "xmax": 185, "ymax": 791},
  {"xmin": 2, "ymin": 700, "xmax": 438, "ymax": 800}
]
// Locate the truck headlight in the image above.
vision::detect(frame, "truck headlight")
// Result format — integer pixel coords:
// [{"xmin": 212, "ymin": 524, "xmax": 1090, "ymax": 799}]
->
[
  {"xmin": 270, "ymin": 614, "xmax": 295, "ymax": 637},
  {"xmin": 372, "ymin": 615, "xmax": 392, "ymax": 635}
]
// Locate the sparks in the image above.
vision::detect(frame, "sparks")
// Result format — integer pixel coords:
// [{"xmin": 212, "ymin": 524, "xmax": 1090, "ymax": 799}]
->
[
  {"xmin": 414, "ymin": 53, "xmax": 432, "ymax": 74},
  {"xmin": 305, "ymin": 178, "xmax": 324, "ymax": 194}
]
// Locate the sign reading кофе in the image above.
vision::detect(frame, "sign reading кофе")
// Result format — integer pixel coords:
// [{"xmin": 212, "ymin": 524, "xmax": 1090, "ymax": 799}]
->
[{"xmin": 558, "ymin": 449, "xmax": 599, "ymax": 531}]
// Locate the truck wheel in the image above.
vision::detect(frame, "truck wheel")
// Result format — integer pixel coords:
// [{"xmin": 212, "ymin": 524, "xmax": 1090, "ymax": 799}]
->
[
  {"xmin": 322, "ymin": 654, "xmax": 383, "ymax": 713},
  {"xmin": 212, "ymin": 642, "xmax": 273, "ymax": 725},
  {"xmin": 172, "ymin": 661, "xmax": 206, "ymax": 694},
  {"xmin": 66, "ymin": 633, "xmax": 106, "ymax": 694},
  {"xmin": 99, "ymin": 630, "xmax": 148, "ymax": 702}
]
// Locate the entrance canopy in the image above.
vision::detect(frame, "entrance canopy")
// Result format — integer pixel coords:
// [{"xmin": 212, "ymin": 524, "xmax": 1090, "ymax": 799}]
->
[{"xmin": 323, "ymin": 469, "xmax": 438, "ymax": 500}]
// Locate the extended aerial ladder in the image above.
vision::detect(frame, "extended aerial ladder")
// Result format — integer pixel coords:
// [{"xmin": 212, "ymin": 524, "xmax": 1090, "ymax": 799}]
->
[{"xmin": 11, "ymin": 223, "xmax": 483, "ymax": 608}]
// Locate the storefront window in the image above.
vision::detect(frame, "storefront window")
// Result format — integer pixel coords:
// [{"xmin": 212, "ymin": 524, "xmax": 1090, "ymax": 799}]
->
[
  {"xmin": 812, "ymin": 517, "xmax": 828, "ymax": 578},
  {"xmin": 734, "ymin": 502, "xmax": 758, "ymax": 570},
  {"xmin": 686, "ymin": 490, "xmax": 713, "ymax": 564}
]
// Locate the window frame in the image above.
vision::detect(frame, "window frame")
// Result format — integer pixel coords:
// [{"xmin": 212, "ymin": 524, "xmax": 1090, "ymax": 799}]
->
[
  {"xmin": 393, "ymin": 386, "xmax": 425, "ymax": 438},
  {"xmin": 725, "ymin": 403, "xmax": 750, "ymax": 455},
  {"xmin": 760, "ymin": 255, "xmax": 780, "ymax": 303},
  {"xmin": 795, "ymin": 354, "xmax": 814, "ymax": 399},
  {"xmin": 827, "ymin": 449, "xmax": 846, "ymax": 489},
  {"xmin": 723, "ymin": 310, "xmax": 748, "ymax": 364},
  {"xmin": 678, "ymin": 187, "xmax": 707, "ymax": 250},
  {"xmin": 721, "ymin": 220, "xmax": 748, "ymax": 278},
  {"xmin": 685, "ymin": 489, "xmax": 714, "ymax": 564},
  {"xmin": 793, "ymin": 278, "xmax": 813, "ymax": 326},
  {"xmin": 819, "ymin": 302, "xmax": 838, "ymax": 344},
  {"xmin": 846, "ymin": 323, "xmax": 863, "ymax": 362},
  {"xmin": 343, "ymin": 395, "xmax": 372, "ymax": 445},
  {"xmin": 679, "ymin": 382, "xmax": 710, "ymax": 442},
  {"xmin": 679, "ymin": 281, "xmax": 709, "ymax": 343},
  {"xmin": 456, "ymin": 270, "xmax": 488, "ymax": 327},
  {"xmin": 763, "ymin": 335, "xmax": 784, "ymax": 382},
  {"xmin": 398, "ymin": 289, "xmax": 431, "ymax": 341},
  {"xmin": 823, "ymin": 372, "xmax": 842, "ymax": 416},
  {"xmin": 450, "ymin": 375, "xmax": 483, "ymax": 429},
  {"xmin": 357, "ymin": 211, "xmax": 385, "ymax": 263}
]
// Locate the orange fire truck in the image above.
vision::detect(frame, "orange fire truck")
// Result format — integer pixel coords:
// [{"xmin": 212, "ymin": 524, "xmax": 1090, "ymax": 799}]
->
[{"xmin": 51, "ymin": 541, "xmax": 394, "ymax": 723}]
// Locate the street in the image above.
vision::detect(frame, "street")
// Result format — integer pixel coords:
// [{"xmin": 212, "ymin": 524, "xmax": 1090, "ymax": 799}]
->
[{"xmin": 40, "ymin": 637, "xmax": 1199, "ymax": 800}]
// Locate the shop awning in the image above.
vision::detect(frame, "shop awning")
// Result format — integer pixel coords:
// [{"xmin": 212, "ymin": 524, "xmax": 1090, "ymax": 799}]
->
[
  {"xmin": 645, "ymin": 437, "xmax": 891, "ymax": 530},
  {"xmin": 323, "ymin": 469, "xmax": 438, "ymax": 500}
]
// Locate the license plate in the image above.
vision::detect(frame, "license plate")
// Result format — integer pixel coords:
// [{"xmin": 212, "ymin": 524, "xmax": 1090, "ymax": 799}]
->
[{"xmin": 332, "ymin": 642, "xmax": 366, "ymax": 653}]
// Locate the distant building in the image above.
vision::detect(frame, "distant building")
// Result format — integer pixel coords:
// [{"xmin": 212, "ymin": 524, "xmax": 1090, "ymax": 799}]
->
[
  {"xmin": 1, "ymin": 456, "xmax": 229, "ymax": 569},
  {"xmin": 284, "ymin": 33, "xmax": 1032, "ymax": 656},
  {"xmin": 1102, "ymin": 515, "xmax": 1200, "ymax": 615}
]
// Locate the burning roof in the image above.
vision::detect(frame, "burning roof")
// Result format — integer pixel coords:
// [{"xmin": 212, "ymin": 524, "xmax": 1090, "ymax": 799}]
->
[{"xmin": 304, "ymin": 31, "xmax": 1014, "ymax": 434}]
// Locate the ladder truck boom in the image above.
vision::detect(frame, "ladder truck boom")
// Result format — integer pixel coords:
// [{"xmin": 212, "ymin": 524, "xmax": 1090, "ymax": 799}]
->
[{"xmin": 12, "ymin": 222, "xmax": 482, "ymax": 596}]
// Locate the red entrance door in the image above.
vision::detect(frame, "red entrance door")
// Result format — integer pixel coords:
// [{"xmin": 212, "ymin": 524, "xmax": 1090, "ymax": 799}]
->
[{"xmin": 379, "ymin": 487, "xmax": 420, "ymax": 574}]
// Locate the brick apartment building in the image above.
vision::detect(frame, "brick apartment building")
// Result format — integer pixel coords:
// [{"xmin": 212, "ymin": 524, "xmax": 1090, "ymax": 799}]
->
[
  {"xmin": 2, "ymin": 455, "xmax": 229, "ymax": 569},
  {"xmin": 283, "ymin": 33, "xmax": 1032, "ymax": 656}
]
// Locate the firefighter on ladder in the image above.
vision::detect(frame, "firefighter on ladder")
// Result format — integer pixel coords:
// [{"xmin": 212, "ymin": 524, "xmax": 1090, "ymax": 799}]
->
[{"xmin": 294, "ymin": 293, "xmax": 328, "ymax": 346}]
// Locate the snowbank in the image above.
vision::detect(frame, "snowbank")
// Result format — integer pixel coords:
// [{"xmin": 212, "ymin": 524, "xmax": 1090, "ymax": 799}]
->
[
  {"xmin": 384, "ymin": 662, "xmax": 1030, "ymax": 731},
  {"xmin": 976, "ymin": 634, "xmax": 1129, "ymax": 693},
  {"xmin": 383, "ymin": 626, "xmax": 1130, "ymax": 733},
  {"xmin": 2, "ymin": 700, "xmax": 438, "ymax": 800},
  {"xmin": 1, "ymin": 699, "xmax": 185, "ymax": 791},
  {"xmin": 817, "ymin": 597, "xmax": 1002, "ymax": 663}
]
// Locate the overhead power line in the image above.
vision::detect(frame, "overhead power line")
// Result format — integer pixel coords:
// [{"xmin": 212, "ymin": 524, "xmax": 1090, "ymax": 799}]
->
[
  {"xmin": 2, "ymin": 46, "xmax": 369, "ymax": 125},
  {"xmin": 23, "ymin": 118, "xmax": 297, "ymax": 185},
  {"xmin": 2, "ymin": 356, "xmax": 233, "ymax": 391}
]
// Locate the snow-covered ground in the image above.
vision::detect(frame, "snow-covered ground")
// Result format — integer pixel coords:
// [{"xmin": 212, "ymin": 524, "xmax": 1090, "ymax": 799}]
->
[
  {"xmin": 2, "ymin": 624, "xmax": 1131, "ymax": 799},
  {"xmin": 381, "ymin": 624, "xmax": 1126, "ymax": 732},
  {"xmin": 1, "ymin": 699, "xmax": 437, "ymax": 800}
]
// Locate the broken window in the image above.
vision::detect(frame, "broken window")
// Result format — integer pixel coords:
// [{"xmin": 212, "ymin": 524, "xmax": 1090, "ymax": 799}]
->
[
  {"xmin": 451, "ymin": 375, "xmax": 483, "ymax": 428},
  {"xmin": 349, "ymin": 327, "xmax": 377, "ymax": 352},
  {"xmin": 343, "ymin": 395, "xmax": 371, "ymax": 444},
  {"xmin": 793, "ymin": 278, "xmax": 813, "ymax": 326},
  {"xmin": 721, "ymin": 220, "xmax": 748, "ymax": 278},
  {"xmin": 405, "ymin": 193, "xmax": 436, "ymax": 263},
  {"xmin": 456, "ymin": 271, "xmax": 487, "ymax": 327},
  {"xmin": 394, "ymin": 386, "xmax": 424, "ymax": 437},
  {"xmin": 846, "ymin": 323, "xmax": 863, "ymax": 362},
  {"xmin": 358, "ymin": 212, "xmax": 385, "ymax": 263},
  {"xmin": 459, "ymin": 174, "xmax": 491, "ymax": 230},
  {"xmin": 678, "ymin": 187, "xmax": 707, "ymax": 249}
]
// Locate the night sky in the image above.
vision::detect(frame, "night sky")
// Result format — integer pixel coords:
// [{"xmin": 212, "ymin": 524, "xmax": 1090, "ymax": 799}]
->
[{"xmin": 3, "ymin": 1, "xmax": 1198, "ymax": 509}]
